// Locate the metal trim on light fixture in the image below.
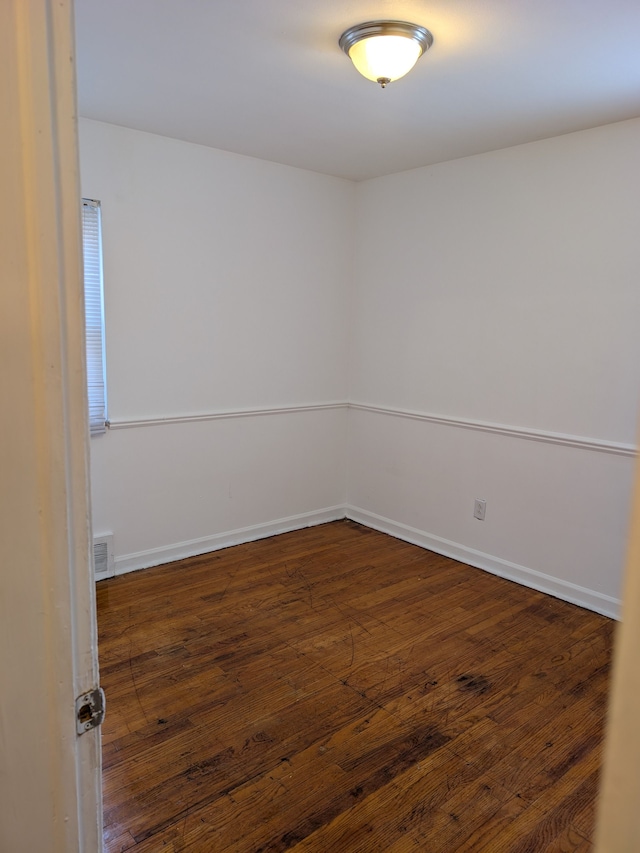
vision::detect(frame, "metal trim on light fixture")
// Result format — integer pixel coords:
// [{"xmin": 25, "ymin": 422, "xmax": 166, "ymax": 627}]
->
[{"xmin": 338, "ymin": 20, "xmax": 433, "ymax": 56}]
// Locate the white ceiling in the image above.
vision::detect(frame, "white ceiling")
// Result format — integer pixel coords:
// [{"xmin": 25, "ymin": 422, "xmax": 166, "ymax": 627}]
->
[{"xmin": 74, "ymin": 0, "xmax": 640, "ymax": 181}]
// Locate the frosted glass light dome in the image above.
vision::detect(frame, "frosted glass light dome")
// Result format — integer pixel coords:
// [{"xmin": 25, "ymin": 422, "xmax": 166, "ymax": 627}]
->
[{"xmin": 339, "ymin": 21, "xmax": 433, "ymax": 88}]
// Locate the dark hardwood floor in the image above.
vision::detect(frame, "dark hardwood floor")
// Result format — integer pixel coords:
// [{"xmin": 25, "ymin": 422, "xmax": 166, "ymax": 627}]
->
[{"xmin": 97, "ymin": 520, "xmax": 613, "ymax": 852}]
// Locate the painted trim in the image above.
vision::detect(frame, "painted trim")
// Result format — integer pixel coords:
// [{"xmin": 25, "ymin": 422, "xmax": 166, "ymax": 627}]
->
[
  {"xmin": 112, "ymin": 500, "xmax": 620, "ymax": 619},
  {"xmin": 107, "ymin": 402, "xmax": 348, "ymax": 430},
  {"xmin": 345, "ymin": 505, "xmax": 621, "ymax": 620},
  {"xmin": 114, "ymin": 506, "xmax": 347, "ymax": 574},
  {"xmin": 350, "ymin": 402, "xmax": 637, "ymax": 458},
  {"xmin": 108, "ymin": 400, "xmax": 637, "ymax": 458},
  {"xmin": 3, "ymin": 0, "xmax": 102, "ymax": 848}
]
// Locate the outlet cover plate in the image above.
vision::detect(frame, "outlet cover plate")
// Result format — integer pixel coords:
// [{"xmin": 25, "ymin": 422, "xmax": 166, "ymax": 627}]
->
[{"xmin": 474, "ymin": 499, "xmax": 486, "ymax": 521}]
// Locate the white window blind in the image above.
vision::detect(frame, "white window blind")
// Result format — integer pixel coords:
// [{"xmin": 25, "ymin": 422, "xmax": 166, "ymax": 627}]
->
[{"xmin": 81, "ymin": 199, "xmax": 107, "ymax": 435}]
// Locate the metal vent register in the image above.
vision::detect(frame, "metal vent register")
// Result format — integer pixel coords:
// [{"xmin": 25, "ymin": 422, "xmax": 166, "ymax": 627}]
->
[{"xmin": 93, "ymin": 535, "xmax": 114, "ymax": 580}]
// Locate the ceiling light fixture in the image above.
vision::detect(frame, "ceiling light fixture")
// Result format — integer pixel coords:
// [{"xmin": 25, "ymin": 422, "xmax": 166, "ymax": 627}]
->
[{"xmin": 339, "ymin": 20, "xmax": 433, "ymax": 88}]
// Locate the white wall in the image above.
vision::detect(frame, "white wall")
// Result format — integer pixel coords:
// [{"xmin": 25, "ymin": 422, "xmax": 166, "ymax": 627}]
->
[
  {"xmin": 80, "ymin": 116, "xmax": 639, "ymax": 615},
  {"xmin": 348, "ymin": 118, "xmax": 640, "ymax": 616},
  {"xmin": 79, "ymin": 119, "xmax": 353, "ymax": 568}
]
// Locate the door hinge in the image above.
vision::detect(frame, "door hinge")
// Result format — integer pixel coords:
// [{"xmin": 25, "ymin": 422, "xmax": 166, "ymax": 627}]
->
[{"xmin": 75, "ymin": 687, "xmax": 106, "ymax": 735}]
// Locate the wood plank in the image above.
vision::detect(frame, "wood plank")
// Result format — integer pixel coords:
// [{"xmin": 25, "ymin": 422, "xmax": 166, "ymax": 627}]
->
[{"xmin": 98, "ymin": 520, "xmax": 612, "ymax": 851}]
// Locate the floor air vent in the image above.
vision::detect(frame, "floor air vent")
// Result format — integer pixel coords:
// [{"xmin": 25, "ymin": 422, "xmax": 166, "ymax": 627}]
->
[{"xmin": 94, "ymin": 535, "xmax": 114, "ymax": 581}]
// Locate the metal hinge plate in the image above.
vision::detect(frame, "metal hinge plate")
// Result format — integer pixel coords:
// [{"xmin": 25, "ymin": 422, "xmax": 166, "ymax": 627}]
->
[{"xmin": 75, "ymin": 687, "xmax": 106, "ymax": 735}]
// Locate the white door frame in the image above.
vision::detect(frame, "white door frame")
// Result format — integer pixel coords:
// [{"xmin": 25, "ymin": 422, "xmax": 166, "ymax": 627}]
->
[
  {"xmin": 596, "ymin": 441, "xmax": 640, "ymax": 850},
  {"xmin": 0, "ymin": 1, "xmax": 102, "ymax": 850}
]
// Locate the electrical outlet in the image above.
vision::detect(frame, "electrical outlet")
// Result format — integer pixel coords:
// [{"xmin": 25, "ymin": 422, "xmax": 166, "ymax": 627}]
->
[{"xmin": 474, "ymin": 499, "xmax": 486, "ymax": 521}]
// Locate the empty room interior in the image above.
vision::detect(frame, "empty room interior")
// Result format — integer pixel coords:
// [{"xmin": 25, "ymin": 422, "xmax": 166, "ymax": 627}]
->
[{"xmin": 74, "ymin": 1, "xmax": 640, "ymax": 850}]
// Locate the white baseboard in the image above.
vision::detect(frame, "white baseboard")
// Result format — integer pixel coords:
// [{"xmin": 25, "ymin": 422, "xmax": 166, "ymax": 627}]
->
[
  {"xmin": 112, "ymin": 503, "xmax": 620, "ymax": 620},
  {"xmin": 345, "ymin": 505, "xmax": 621, "ymax": 620},
  {"xmin": 114, "ymin": 506, "xmax": 347, "ymax": 575}
]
